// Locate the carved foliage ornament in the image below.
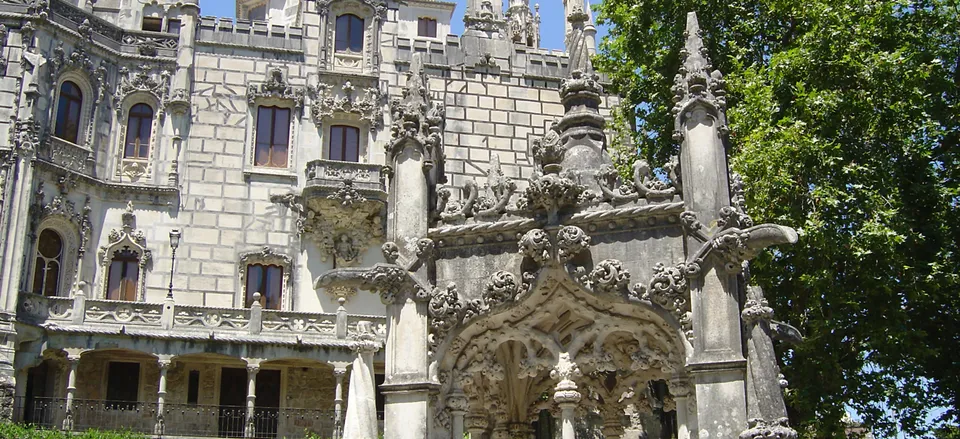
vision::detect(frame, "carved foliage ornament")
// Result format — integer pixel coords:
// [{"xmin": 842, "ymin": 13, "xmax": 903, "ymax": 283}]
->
[
  {"xmin": 50, "ymin": 42, "xmax": 108, "ymax": 103},
  {"xmin": 387, "ymin": 55, "xmax": 444, "ymax": 162},
  {"xmin": 518, "ymin": 228, "xmax": 551, "ymax": 264},
  {"xmin": 556, "ymin": 225, "xmax": 589, "ymax": 262},
  {"xmin": 237, "ymin": 246, "xmax": 293, "ymax": 310},
  {"xmin": 115, "ymin": 65, "xmax": 171, "ymax": 116},
  {"xmin": 97, "ymin": 201, "xmax": 151, "ymax": 301},
  {"xmin": 739, "ymin": 418, "xmax": 798, "ymax": 439},
  {"xmin": 270, "ymin": 193, "xmax": 383, "ymax": 267},
  {"xmin": 308, "ymin": 82, "xmax": 383, "ymax": 131},
  {"xmin": 640, "ymin": 262, "xmax": 693, "ymax": 338},
  {"xmin": 587, "ymin": 259, "xmax": 630, "ymax": 295},
  {"xmin": 247, "ymin": 67, "xmax": 305, "ymax": 112}
]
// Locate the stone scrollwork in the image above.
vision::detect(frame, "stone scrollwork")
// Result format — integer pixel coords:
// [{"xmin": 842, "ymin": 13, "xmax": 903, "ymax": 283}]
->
[
  {"xmin": 739, "ymin": 418, "xmax": 798, "ymax": 439},
  {"xmin": 630, "ymin": 339, "xmax": 675, "ymax": 374},
  {"xmin": 643, "ymin": 262, "xmax": 692, "ymax": 336},
  {"xmin": 556, "ymin": 225, "xmax": 590, "ymax": 263},
  {"xmin": 270, "ymin": 193, "xmax": 383, "ymax": 267},
  {"xmin": 381, "ymin": 241, "xmax": 399, "ymax": 263},
  {"xmin": 741, "ymin": 298, "xmax": 774, "ymax": 324},
  {"xmin": 518, "ymin": 228, "xmax": 551, "ymax": 264},
  {"xmin": 114, "ymin": 65, "xmax": 171, "ymax": 116},
  {"xmin": 308, "ymin": 81, "xmax": 383, "ymax": 131},
  {"xmin": 517, "ymin": 173, "xmax": 585, "ymax": 216},
  {"xmin": 587, "ymin": 259, "xmax": 630, "ymax": 295},
  {"xmin": 428, "ymin": 283, "xmax": 462, "ymax": 357},
  {"xmin": 49, "ymin": 42, "xmax": 108, "ymax": 103},
  {"xmin": 360, "ymin": 265, "xmax": 408, "ymax": 304},
  {"xmin": 247, "ymin": 67, "xmax": 305, "ymax": 113},
  {"xmin": 483, "ymin": 271, "xmax": 519, "ymax": 310}
]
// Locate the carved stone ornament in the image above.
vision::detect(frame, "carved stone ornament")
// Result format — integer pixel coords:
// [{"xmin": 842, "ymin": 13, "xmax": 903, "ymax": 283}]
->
[
  {"xmin": 640, "ymin": 262, "xmax": 693, "ymax": 338},
  {"xmin": 587, "ymin": 259, "xmax": 630, "ymax": 295},
  {"xmin": 316, "ymin": 0, "xmax": 387, "ymax": 20},
  {"xmin": 517, "ymin": 172, "xmax": 585, "ymax": 216},
  {"xmin": 739, "ymin": 418, "xmax": 798, "ymax": 439},
  {"xmin": 270, "ymin": 193, "xmax": 383, "ymax": 267},
  {"xmin": 115, "ymin": 65, "xmax": 171, "ymax": 116},
  {"xmin": 518, "ymin": 228, "xmax": 551, "ymax": 264},
  {"xmin": 556, "ymin": 225, "xmax": 590, "ymax": 262},
  {"xmin": 630, "ymin": 338, "xmax": 675, "ymax": 374},
  {"xmin": 381, "ymin": 241, "xmax": 399, "ymax": 263},
  {"xmin": 671, "ymin": 12, "xmax": 728, "ymax": 141},
  {"xmin": 439, "ymin": 155, "xmax": 518, "ymax": 224},
  {"xmin": 387, "ymin": 54, "xmax": 444, "ymax": 164},
  {"xmin": 360, "ymin": 265, "xmax": 409, "ymax": 304},
  {"xmin": 551, "ymin": 352, "xmax": 582, "ymax": 405},
  {"xmin": 97, "ymin": 201, "xmax": 152, "ymax": 301},
  {"xmin": 327, "ymin": 179, "xmax": 364, "ymax": 207},
  {"xmin": 49, "ymin": 42, "xmax": 109, "ymax": 103},
  {"xmin": 428, "ymin": 283, "xmax": 462, "ymax": 357},
  {"xmin": 308, "ymin": 82, "xmax": 383, "ymax": 131},
  {"xmin": 483, "ymin": 270, "xmax": 519, "ymax": 310},
  {"xmin": 532, "ymin": 120, "xmax": 564, "ymax": 173},
  {"xmin": 741, "ymin": 298, "xmax": 774, "ymax": 324},
  {"xmin": 247, "ymin": 67, "xmax": 305, "ymax": 113}
]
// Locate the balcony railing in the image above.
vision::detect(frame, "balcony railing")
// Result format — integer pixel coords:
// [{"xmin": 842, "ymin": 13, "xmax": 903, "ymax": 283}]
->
[
  {"xmin": 304, "ymin": 159, "xmax": 387, "ymax": 193},
  {"xmin": 24, "ymin": 397, "xmax": 340, "ymax": 439},
  {"xmin": 39, "ymin": 137, "xmax": 95, "ymax": 175},
  {"xmin": 17, "ymin": 293, "xmax": 387, "ymax": 344}
]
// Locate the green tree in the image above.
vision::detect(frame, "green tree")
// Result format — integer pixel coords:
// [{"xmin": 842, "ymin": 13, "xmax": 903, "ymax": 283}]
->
[{"xmin": 594, "ymin": 0, "xmax": 960, "ymax": 437}]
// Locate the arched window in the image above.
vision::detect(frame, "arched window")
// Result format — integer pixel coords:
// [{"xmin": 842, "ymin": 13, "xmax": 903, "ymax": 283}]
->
[
  {"xmin": 107, "ymin": 248, "xmax": 140, "ymax": 301},
  {"xmin": 32, "ymin": 229, "xmax": 63, "ymax": 296},
  {"xmin": 335, "ymin": 14, "xmax": 364, "ymax": 53},
  {"xmin": 55, "ymin": 81, "xmax": 83, "ymax": 144},
  {"xmin": 124, "ymin": 104, "xmax": 154, "ymax": 160},
  {"xmin": 329, "ymin": 125, "xmax": 360, "ymax": 162},
  {"xmin": 245, "ymin": 264, "xmax": 283, "ymax": 310},
  {"xmin": 254, "ymin": 106, "xmax": 290, "ymax": 168}
]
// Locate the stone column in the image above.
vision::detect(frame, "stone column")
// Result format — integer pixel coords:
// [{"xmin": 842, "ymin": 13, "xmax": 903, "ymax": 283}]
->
[
  {"xmin": 551, "ymin": 353, "xmax": 581, "ymax": 439},
  {"xmin": 447, "ymin": 393, "xmax": 468, "ymax": 439},
  {"xmin": 333, "ymin": 366, "xmax": 347, "ymax": 439},
  {"xmin": 342, "ymin": 322, "xmax": 379, "ymax": 439},
  {"xmin": 243, "ymin": 360, "xmax": 261, "ymax": 438},
  {"xmin": 155, "ymin": 357, "xmax": 172, "ymax": 435},
  {"xmin": 673, "ymin": 12, "xmax": 748, "ymax": 437},
  {"xmin": 62, "ymin": 354, "xmax": 80, "ymax": 430},
  {"xmin": 670, "ymin": 378, "xmax": 697, "ymax": 439},
  {"xmin": 12, "ymin": 367, "xmax": 27, "ymax": 421},
  {"xmin": 465, "ymin": 414, "xmax": 488, "ymax": 439}
]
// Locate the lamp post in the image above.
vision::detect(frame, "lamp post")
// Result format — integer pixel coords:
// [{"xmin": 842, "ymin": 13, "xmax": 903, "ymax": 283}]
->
[{"xmin": 167, "ymin": 229, "xmax": 181, "ymax": 299}]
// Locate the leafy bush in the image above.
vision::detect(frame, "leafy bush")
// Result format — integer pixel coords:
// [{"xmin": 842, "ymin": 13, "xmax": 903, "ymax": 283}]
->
[{"xmin": 0, "ymin": 423, "xmax": 147, "ymax": 439}]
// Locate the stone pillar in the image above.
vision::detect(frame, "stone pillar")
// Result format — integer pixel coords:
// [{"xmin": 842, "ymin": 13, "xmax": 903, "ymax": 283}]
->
[
  {"xmin": 465, "ymin": 414, "xmax": 488, "ymax": 439},
  {"xmin": 333, "ymin": 366, "xmax": 347, "ymax": 439},
  {"xmin": 673, "ymin": 12, "xmax": 747, "ymax": 437},
  {"xmin": 342, "ymin": 322, "xmax": 379, "ymax": 439},
  {"xmin": 243, "ymin": 360, "xmax": 261, "ymax": 438},
  {"xmin": 155, "ymin": 357, "xmax": 172, "ymax": 435},
  {"xmin": 447, "ymin": 393, "xmax": 468, "ymax": 439},
  {"xmin": 12, "ymin": 367, "xmax": 26, "ymax": 421},
  {"xmin": 62, "ymin": 354, "xmax": 80, "ymax": 430},
  {"xmin": 551, "ymin": 353, "xmax": 581, "ymax": 439}
]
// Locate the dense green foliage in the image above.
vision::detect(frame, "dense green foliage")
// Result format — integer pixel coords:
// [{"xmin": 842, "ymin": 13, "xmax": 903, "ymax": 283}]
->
[
  {"xmin": 594, "ymin": 0, "xmax": 960, "ymax": 437},
  {"xmin": 0, "ymin": 423, "xmax": 147, "ymax": 439}
]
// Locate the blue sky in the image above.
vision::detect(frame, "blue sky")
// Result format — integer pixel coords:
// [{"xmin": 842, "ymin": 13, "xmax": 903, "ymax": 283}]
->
[{"xmin": 198, "ymin": 0, "xmax": 608, "ymax": 50}]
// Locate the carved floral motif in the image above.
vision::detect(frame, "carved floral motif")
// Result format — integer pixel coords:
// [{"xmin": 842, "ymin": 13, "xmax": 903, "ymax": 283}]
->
[
  {"xmin": 483, "ymin": 271, "xmax": 519, "ymax": 309},
  {"xmin": 518, "ymin": 229, "xmax": 551, "ymax": 263},
  {"xmin": 247, "ymin": 67, "xmax": 305, "ymax": 112},
  {"xmin": 587, "ymin": 259, "xmax": 630, "ymax": 295},
  {"xmin": 308, "ymin": 82, "xmax": 383, "ymax": 131},
  {"xmin": 556, "ymin": 225, "xmax": 590, "ymax": 262}
]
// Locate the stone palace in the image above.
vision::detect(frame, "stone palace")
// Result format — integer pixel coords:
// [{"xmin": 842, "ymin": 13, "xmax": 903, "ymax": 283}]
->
[{"xmin": 0, "ymin": 0, "xmax": 803, "ymax": 437}]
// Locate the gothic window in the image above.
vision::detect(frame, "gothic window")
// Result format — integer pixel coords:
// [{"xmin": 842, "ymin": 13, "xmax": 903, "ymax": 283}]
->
[
  {"xmin": 31, "ymin": 229, "xmax": 63, "ymax": 297},
  {"xmin": 124, "ymin": 104, "xmax": 154, "ymax": 160},
  {"xmin": 54, "ymin": 81, "xmax": 83, "ymax": 144},
  {"xmin": 106, "ymin": 361, "xmax": 140, "ymax": 409},
  {"xmin": 245, "ymin": 264, "xmax": 283, "ymax": 310},
  {"xmin": 418, "ymin": 18, "xmax": 437, "ymax": 38},
  {"xmin": 335, "ymin": 14, "xmax": 364, "ymax": 53},
  {"xmin": 329, "ymin": 125, "xmax": 360, "ymax": 162},
  {"xmin": 254, "ymin": 106, "xmax": 290, "ymax": 168},
  {"xmin": 107, "ymin": 248, "xmax": 140, "ymax": 301}
]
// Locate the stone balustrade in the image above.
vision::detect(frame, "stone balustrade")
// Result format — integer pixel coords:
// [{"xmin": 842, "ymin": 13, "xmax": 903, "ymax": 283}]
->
[
  {"xmin": 304, "ymin": 159, "xmax": 387, "ymax": 193},
  {"xmin": 16, "ymin": 293, "xmax": 386, "ymax": 342},
  {"xmin": 40, "ymin": 137, "xmax": 95, "ymax": 176}
]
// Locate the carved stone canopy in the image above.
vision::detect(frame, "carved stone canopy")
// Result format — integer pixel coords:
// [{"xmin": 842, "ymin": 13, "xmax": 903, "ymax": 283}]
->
[
  {"xmin": 247, "ymin": 67, "xmax": 306, "ymax": 112},
  {"xmin": 308, "ymin": 80, "xmax": 384, "ymax": 131},
  {"xmin": 432, "ymin": 268, "xmax": 688, "ymax": 429}
]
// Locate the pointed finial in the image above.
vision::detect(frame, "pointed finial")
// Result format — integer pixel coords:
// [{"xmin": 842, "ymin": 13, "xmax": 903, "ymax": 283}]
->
[{"xmin": 671, "ymin": 11, "xmax": 727, "ymax": 138}]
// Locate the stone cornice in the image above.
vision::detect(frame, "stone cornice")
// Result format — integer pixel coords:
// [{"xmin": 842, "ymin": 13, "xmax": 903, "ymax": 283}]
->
[{"xmin": 35, "ymin": 159, "xmax": 180, "ymax": 206}]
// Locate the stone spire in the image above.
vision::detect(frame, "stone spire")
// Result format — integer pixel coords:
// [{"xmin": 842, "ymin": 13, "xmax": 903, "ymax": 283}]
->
[
  {"xmin": 671, "ymin": 11, "xmax": 727, "ymax": 141},
  {"xmin": 563, "ymin": 0, "xmax": 596, "ymax": 54},
  {"xmin": 464, "ymin": 0, "xmax": 508, "ymax": 34},
  {"xmin": 505, "ymin": 0, "xmax": 540, "ymax": 47}
]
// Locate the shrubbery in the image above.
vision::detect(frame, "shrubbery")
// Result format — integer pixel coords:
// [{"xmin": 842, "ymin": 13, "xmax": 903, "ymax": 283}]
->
[{"xmin": 0, "ymin": 423, "xmax": 147, "ymax": 439}]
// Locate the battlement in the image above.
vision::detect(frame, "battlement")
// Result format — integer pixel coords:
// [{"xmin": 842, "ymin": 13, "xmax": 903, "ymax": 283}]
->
[{"xmin": 197, "ymin": 16, "xmax": 303, "ymax": 51}]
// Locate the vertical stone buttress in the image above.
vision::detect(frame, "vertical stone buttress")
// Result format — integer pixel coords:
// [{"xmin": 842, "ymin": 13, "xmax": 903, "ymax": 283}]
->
[
  {"xmin": 673, "ymin": 12, "xmax": 747, "ymax": 436},
  {"xmin": 164, "ymin": 0, "xmax": 199, "ymax": 185},
  {"xmin": 381, "ymin": 53, "xmax": 444, "ymax": 439}
]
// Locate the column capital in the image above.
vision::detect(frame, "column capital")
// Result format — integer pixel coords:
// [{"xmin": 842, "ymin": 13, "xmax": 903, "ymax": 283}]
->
[
  {"xmin": 333, "ymin": 367, "xmax": 348, "ymax": 379},
  {"xmin": 157, "ymin": 355, "xmax": 174, "ymax": 371},
  {"xmin": 243, "ymin": 357, "xmax": 265, "ymax": 374},
  {"xmin": 446, "ymin": 393, "xmax": 469, "ymax": 414}
]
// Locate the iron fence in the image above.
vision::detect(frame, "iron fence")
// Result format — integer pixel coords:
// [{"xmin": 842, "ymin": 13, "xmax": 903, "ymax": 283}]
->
[{"xmin": 23, "ymin": 397, "xmax": 340, "ymax": 438}]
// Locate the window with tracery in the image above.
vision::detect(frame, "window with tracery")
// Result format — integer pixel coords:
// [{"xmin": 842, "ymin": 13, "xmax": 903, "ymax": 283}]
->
[
  {"xmin": 124, "ymin": 103, "xmax": 154, "ymax": 160},
  {"xmin": 329, "ymin": 125, "xmax": 360, "ymax": 162},
  {"xmin": 245, "ymin": 264, "xmax": 283, "ymax": 310},
  {"xmin": 254, "ymin": 106, "xmax": 290, "ymax": 168},
  {"xmin": 54, "ymin": 81, "xmax": 83, "ymax": 144},
  {"xmin": 107, "ymin": 248, "xmax": 140, "ymax": 301},
  {"xmin": 335, "ymin": 14, "xmax": 364, "ymax": 53},
  {"xmin": 32, "ymin": 229, "xmax": 63, "ymax": 297}
]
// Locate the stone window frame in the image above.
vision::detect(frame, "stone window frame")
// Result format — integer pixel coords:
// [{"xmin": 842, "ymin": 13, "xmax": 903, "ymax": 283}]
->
[
  {"xmin": 51, "ymin": 73, "xmax": 96, "ymax": 148},
  {"xmin": 244, "ymin": 69, "xmax": 303, "ymax": 179},
  {"xmin": 29, "ymin": 217, "xmax": 80, "ymax": 298},
  {"xmin": 322, "ymin": 116, "xmax": 370, "ymax": 162},
  {"xmin": 97, "ymin": 206, "xmax": 152, "ymax": 302},
  {"xmin": 417, "ymin": 16, "xmax": 438, "ymax": 39},
  {"xmin": 324, "ymin": 0, "xmax": 385, "ymax": 74},
  {"xmin": 236, "ymin": 247, "xmax": 293, "ymax": 311},
  {"xmin": 114, "ymin": 93, "xmax": 163, "ymax": 184}
]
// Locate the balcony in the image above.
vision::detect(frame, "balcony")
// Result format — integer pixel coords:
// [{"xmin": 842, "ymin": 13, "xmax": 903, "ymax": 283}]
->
[
  {"xmin": 22, "ymin": 398, "xmax": 364, "ymax": 439},
  {"xmin": 303, "ymin": 159, "xmax": 387, "ymax": 202},
  {"xmin": 17, "ymin": 293, "xmax": 386, "ymax": 345},
  {"xmin": 39, "ymin": 137, "xmax": 94, "ymax": 175}
]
